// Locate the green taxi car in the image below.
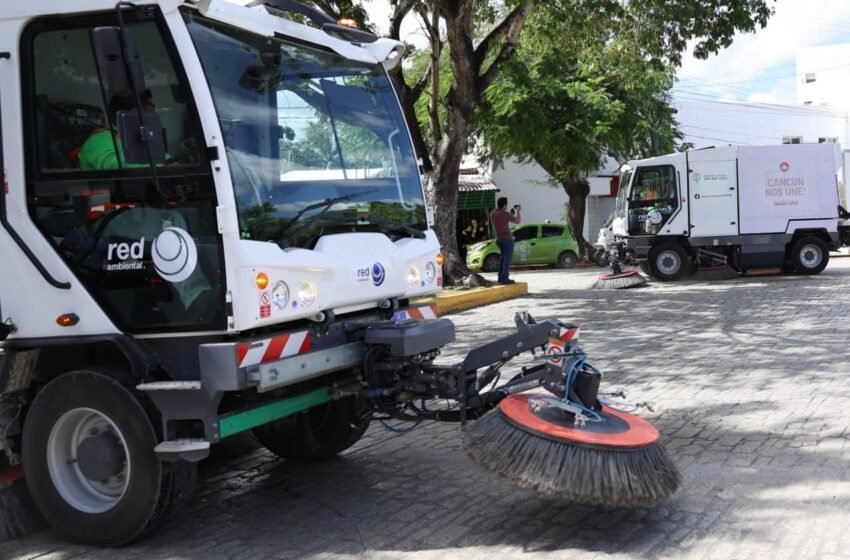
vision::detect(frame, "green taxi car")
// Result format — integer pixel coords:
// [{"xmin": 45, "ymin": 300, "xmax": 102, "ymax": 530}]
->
[{"xmin": 466, "ymin": 223, "xmax": 580, "ymax": 272}]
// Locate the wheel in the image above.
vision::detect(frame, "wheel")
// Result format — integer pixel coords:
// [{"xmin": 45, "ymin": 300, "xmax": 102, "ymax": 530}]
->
[
  {"xmin": 253, "ymin": 396, "xmax": 369, "ymax": 462},
  {"xmin": 648, "ymin": 242, "xmax": 689, "ymax": 281},
  {"xmin": 790, "ymin": 236, "xmax": 829, "ymax": 275},
  {"xmin": 482, "ymin": 253, "xmax": 501, "ymax": 273},
  {"xmin": 594, "ymin": 249, "xmax": 608, "ymax": 267},
  {"xmin": 556, "ymin": 250, "xmax": 578, "ymax": 269},
  {"xmin": 22, "ymin": 370, "xmax": 196, "ymax": 546}
]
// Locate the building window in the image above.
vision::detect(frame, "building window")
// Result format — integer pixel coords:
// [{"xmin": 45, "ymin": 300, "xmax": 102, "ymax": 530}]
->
[
  {"xmin": 819, "ymin": 137, "xmax": 838, "ymax": 144},
  {"xmin": 782, "ymin": 136, "xmax": 803, "ymax": 144},
  {"xmin": 805, "ymin": 73, "xmax": 816, "ymax": 84}
]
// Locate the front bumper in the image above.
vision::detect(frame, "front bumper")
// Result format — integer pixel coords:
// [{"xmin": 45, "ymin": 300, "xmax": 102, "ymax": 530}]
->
[{"xmin": 140, "ymin": 303, "xmax": 444, "ymax": 459}]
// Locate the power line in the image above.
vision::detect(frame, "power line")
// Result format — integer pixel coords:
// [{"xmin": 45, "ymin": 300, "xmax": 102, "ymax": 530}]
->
[{"xmin": 678, "ymin": 124, "xmax": 781, "ymax": 141}]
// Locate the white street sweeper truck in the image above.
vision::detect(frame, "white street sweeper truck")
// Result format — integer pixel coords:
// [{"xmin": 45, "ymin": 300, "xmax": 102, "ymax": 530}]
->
[
  {"xmin": 0, "ymin": 0, "xmax": 679, "ymax": 545},
  {"xmin": 612, "ymin": 143, "xmax": 850, "ymax": 280}
]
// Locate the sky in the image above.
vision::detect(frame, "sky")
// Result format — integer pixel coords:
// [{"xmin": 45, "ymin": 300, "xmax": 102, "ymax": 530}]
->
[
  {"xmin": 360, "ymin": 0, "xmax": 850, "ymax": 105},
  {"xmin": 674, "ymin": 0, "xmax": 850, "ymax": 104}
]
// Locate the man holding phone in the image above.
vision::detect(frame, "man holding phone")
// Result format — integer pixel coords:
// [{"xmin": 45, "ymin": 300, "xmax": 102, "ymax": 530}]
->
[{"xmin": 490, "ymin": 197, "xmax": 522, "ymax": 284}]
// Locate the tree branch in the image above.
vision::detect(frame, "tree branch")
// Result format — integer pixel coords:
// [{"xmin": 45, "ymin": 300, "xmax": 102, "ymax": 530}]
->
[
  {"xmin": 411, "ymin": 63, "xmax": 432, "ymax": 101},
  {"xmin": 474, "ymin": 0, "xmax": 540, "ymax": 90},
  {"xmin": 310, "ymin": 0, "xmax": 340, "ymax": 20},
  {"xmin": 389, "ymin": 0, "xmax": 416, "ymax": 39}
]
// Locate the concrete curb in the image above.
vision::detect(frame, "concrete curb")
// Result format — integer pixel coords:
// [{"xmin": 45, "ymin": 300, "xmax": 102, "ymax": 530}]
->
[{"xmin": 417, "ymin": 282, "xmax": 528, "ymax": 315}]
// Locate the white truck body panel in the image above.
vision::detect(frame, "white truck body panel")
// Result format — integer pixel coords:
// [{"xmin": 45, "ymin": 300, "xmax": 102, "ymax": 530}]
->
[
  {"xmin": 688, "ymin": 156, "xmax": 738, "ymax": 237},
  {"xmin": 736, "ymin": 144, "xmax": 839, "ymax": 235}
]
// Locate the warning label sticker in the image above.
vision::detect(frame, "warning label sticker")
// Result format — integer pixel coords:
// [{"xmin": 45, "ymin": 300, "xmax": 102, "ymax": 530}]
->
[
  {"xmin": 259, "ymin": 291, "xmax": 271, "ymax": 318},
  {"xmin": 547, "ymin": 337, "xmax": 565, "ymax": 365}
]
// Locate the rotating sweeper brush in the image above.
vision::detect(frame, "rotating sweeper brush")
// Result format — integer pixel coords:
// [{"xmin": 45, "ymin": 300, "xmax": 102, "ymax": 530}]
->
[
  {"xmin": 592, "ymin": 241, "xmax": 647, "ymax": 289},
  {"xmin": 462, "ymin": 325, "xmax": 679, "ymax": 506}
]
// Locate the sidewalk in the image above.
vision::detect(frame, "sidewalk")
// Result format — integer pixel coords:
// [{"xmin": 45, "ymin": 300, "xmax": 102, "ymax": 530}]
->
[{"xmin": 417, "ymin": 281, "xmax": 528, "ymax": 315}]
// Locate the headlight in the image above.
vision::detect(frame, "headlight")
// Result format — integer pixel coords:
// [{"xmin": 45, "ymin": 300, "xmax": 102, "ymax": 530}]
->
[
  {"xmin": 424, "ymin": 262, "xmax": 436, "ymax": 283},
  {"xmin": 272, "ymin": 281, "xmax": 289, "ymax": 309},
  {"xmin": 297, "ymin": 280, "xmax": 317, "ymax": 307},
  {"xmin": 407, "ymin": 265, "xmax": 421, "ymax": 288}
]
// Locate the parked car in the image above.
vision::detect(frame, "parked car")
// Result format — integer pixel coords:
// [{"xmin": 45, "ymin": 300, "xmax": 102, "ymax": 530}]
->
[{"xmin": 466, "ymin": 223, "xmax": 580, "ymax": 272}]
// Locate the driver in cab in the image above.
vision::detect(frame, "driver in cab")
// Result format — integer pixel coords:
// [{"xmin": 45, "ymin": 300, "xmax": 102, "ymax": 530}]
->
[{"xmin": 76, "ymin": 92, "xmax": 158, "ymax": 170}]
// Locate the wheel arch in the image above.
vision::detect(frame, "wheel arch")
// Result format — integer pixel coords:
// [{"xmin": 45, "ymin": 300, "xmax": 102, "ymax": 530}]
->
[
  {"xmin": 2, "ymin": 335, "xmax": 155, "ymax": 393},
  {"xmin": 788, "ymin": 227, "xmax": 831, "ymax": 246}
]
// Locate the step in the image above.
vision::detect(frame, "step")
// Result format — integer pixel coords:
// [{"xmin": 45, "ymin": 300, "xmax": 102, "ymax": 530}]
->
[
  {"xmin": 154, "ymin": 439, "xmax": 210, "ymax": 462},
  {"xmin": 137, "ymin": 381, "xmax": 201, "ymax": 391}
]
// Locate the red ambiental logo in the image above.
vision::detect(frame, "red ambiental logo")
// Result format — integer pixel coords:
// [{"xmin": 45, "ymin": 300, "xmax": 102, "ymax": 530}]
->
[{"xmin": 779, "ymin": 161, "xmax": 790, "ymax": 172}]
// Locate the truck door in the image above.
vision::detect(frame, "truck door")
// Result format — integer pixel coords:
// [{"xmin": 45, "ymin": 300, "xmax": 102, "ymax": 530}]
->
[
  {"xmin": 689, "ymin": 160, "xmax": 738, "ymax": 237},
  {"xmin": 21, "ymin": 9, "xmax": 226, "ymax": 334}
]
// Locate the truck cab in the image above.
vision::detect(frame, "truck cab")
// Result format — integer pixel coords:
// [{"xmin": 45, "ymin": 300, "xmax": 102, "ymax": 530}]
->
[{"xmin": 0, "ymin": 0, "xmax": 446, "ymax": 544}]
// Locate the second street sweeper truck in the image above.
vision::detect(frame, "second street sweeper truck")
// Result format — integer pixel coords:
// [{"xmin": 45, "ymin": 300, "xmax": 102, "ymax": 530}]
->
[
  {"xmin": 613, "ymin": 143, "xmax": 850, "ymax": 280},
  {"xmin": 0, "ymin": 0, "xmax": 679, "ymax": 545}
]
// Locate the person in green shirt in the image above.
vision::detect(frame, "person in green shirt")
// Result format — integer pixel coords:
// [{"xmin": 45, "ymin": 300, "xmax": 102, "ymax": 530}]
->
[{"xmin": 78, "ymin": 92, "xmax": 157, "ymax": 170}]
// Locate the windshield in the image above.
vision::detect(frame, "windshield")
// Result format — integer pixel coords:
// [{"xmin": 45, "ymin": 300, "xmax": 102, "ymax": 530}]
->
[
  {"xmin": 184, "ymin": 12, "xmax": 426, "ymax": 247},
  {"xmin": 615, "ymin": 166, "xmax": 632, "ymax": 218}
]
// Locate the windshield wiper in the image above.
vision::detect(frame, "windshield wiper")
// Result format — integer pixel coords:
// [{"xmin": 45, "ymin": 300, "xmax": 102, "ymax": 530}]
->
[{"xmin": 277, "ymin": 189, "xmax": 379, "ymax": 247}]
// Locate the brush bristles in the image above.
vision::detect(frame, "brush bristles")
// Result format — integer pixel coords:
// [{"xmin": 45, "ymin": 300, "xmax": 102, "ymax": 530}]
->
[
  {"xmin": 464, "ymin": 411, "xmax": 681, "ymax": 507},
  {"xmin": 592, "ymin": 275, "xmax": 648, "ymax": 289},
  {"xmin": 0, "ymin": 479, "xmax": 43, "ymax": 540}
]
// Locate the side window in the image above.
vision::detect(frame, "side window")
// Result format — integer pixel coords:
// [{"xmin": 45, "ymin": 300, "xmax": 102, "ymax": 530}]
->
[
  {"xmin": 32, "ymin": 23, "xmax": 202, "ymax": 171},
  {"xmin": 630, "ymin": 166, "xmax": 677, "ymax": 206},
  {"xmin": 541, "ymin": 226, "xmax": 564, "ymax": 238},
  {"xmin": 513, "ymin": 227, "xmax": 537, "ymax": 241},
  {"xmin": 24, "ymin": 13, "xmax": 224, "ymax": 334}
]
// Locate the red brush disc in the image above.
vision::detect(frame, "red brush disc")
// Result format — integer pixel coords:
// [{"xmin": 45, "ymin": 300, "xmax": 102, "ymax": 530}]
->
[
  {"xmin": 599, "ymin": 269, "xmax": 641, "ymax": 281},
  {"xmin": 498, "ymin": 393, "xmax": 660, "ymax": 449}
]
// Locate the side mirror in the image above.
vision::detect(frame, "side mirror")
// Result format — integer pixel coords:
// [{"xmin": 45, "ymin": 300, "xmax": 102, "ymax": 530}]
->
[
  {"xmin": 117, "ymin": 111, "xmax": 166, "ymax": 165},
  {"xmin": 92, "ymin": 26, "xmax": 146, "ymax": 98}
]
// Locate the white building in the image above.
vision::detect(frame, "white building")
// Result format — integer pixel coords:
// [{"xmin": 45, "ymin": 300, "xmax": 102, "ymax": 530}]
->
[
  {"xmin": 487, "ymin": 158, "xmax": 620, "ymax": 241},
  {"xmin": 796, "ymin": 43, "xmax": 850, "ymax": 108}
]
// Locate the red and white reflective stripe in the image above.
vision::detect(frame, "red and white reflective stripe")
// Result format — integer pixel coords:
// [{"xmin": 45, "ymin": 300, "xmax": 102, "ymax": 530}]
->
[
  {"xmin": 407, "ymin": 304, "xmax": 438, "ymax": 320},
  {"xmin": 559, "ymin": 326, "xmax": 579, "ymax": 341},
  {"xmin": 236, "ymin": 331, "xmax": 312, "ymax": 368}
]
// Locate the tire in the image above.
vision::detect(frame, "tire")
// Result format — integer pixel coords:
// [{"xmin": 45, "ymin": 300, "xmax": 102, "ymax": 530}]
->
[
  {"xmin": 594, "ymin": 249, "xmax": 608, "ymax": 267},
  {"xmin": 22, "ymin": 370, "xmax": 196, "ymax": 546},
  {"xmin": 253, "ymin": 396, "xmax": 369, "ymax": 462},
  {"xmin": 790, "ymin": 236, "xmax": 829, "ymax": 275},
  {"xmin": 648, "ymin": 242, "xmax": 689, "ymax": 281},
  {"xmin": 556, "ymin": 250, "xmax": 578, "ymax": 269},
  {"xmin": 482, "ymin": 253, "xmax": 501, "ymax": 273}
]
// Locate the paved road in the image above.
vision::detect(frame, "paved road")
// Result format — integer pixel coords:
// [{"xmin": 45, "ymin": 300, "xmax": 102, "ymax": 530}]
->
[{"xmin": 5, "ymin": 261, "xmax": 850, "ymax": 560}]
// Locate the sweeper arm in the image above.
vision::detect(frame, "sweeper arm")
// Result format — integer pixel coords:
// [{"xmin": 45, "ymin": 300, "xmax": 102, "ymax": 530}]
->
[
  {"xmin": 360, "ymin": 312, "xmax": 589, "ymax": 423},
  {"xmin": 360, "ymin": 311, "xmax": 680, "ymax": 506}
]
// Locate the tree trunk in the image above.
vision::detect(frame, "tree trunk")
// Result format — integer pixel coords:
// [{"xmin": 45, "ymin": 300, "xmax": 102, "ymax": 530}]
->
[
  {"xmin": 562, "ymin": 177, "xmax": 594, "ymax": 261},
  {"xmin": 427, "ymin": 126, "xmax": 490, "ymax": 286}
]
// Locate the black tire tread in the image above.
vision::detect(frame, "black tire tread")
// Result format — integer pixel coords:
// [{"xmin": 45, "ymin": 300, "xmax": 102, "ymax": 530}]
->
[
  {"xmin": 253, "ymin": 397, "xmax": 368, "ymax": 462},
  {"xmin": 22, "ymin": 369, "xmax": 195, "ymax": 546}
]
